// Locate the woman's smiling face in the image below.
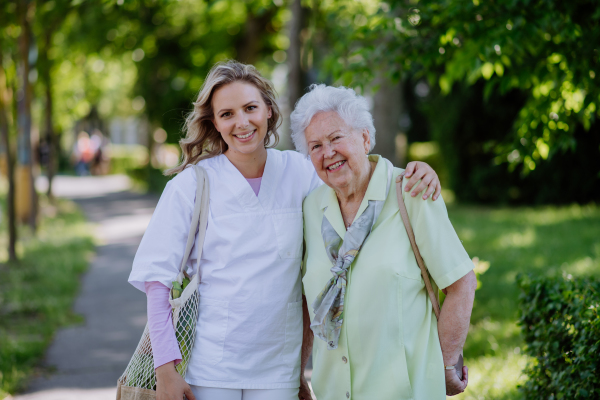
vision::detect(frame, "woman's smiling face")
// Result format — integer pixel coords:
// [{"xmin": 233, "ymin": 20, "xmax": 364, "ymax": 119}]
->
[
  {"xmin": 305, "ymin": 111, "xmax": 371, "ymax": 192},
  {"xmin": 212, "ymin": 81, "xmax": 272, "ymax": 158}
]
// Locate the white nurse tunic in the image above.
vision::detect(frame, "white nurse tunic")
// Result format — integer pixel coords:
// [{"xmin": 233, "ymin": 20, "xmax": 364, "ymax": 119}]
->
[{"xmin": 128, "ymin": 149, "xmax": 321, "ymax": 389}]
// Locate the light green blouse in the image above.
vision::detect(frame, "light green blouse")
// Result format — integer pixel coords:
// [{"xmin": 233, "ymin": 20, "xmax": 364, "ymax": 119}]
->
[{"xmin": 302, "ymin": 155, "xmax": 473, "ymax": 400}]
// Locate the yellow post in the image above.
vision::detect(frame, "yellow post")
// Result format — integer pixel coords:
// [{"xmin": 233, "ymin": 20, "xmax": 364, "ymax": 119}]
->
[
  {"xmin": 0, "ymin": 153, "xmax": 7, "ymax": 177},
  {"xmin": 15, "ymin": 165, "xmax": 33, "ymax": 224}
]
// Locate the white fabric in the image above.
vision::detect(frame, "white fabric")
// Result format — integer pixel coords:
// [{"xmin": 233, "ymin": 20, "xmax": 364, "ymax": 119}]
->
[
  {"xmin": 190, "ymin": 386, "xmax": 298, "ymax": 400},
  {"xmin": 129, "ymin": 149, "xmax": 321, "ymax": 389}
]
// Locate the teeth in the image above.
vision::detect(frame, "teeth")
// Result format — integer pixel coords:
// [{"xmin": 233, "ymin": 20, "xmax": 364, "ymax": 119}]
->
[
  {"xmin": 327, "ymin": 161, "xmax": 345, "ymax": 170},
  {"xmin": 236, "ymin": 130, "xmax": 254, "ymax": 139}
]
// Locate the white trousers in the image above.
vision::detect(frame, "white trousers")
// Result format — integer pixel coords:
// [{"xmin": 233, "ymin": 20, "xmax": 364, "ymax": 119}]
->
[{"xmin": 190, "ymin": 386, "xmax": 298, "ymax": 400}]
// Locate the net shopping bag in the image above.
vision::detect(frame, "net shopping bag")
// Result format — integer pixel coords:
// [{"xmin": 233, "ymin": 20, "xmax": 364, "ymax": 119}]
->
[{"xmin": 116, "ymin": 165, "xmax": 210, "ymax": 400}]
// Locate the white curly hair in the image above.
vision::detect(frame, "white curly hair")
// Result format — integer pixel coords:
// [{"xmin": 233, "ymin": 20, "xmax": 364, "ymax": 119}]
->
[{"xmin": 290, "ymin": 84, "xmax": 376, "ymax": 156}]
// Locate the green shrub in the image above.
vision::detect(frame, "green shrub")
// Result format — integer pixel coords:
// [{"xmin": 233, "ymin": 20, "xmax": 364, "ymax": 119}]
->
[
  {"xmin": 126, "ymin": 165, "xmax": 173, "ymax": 194},
  {"xmin": 517, "ymin": 274, "xmax": 600, "ymax": 399},
  {"xmin": 107, "ymin": 144, "xmax": 149, "ymax": 174},
  {"xmin": 406, "ymin": 141, "xmax": 450, "ymax": 189}
]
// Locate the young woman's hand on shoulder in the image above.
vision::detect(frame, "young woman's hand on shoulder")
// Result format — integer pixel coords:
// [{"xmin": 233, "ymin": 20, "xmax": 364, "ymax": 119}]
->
[{"xmin": 156, "ymin": 362, "xmax": 196, "ymax": 400}]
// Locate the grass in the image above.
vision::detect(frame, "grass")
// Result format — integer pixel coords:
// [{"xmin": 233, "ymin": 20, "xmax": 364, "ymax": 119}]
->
[
  {"xmin": 447, "ymin": 203, "xmax": 600, "ymax": 400},
  {"xmin": 0, "ymin": 193, "xmax": 95, "ymax": 398}
]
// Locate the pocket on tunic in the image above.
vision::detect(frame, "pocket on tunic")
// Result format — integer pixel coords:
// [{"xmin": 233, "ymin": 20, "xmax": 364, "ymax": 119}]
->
[
  {"xmin": 272, "ymin": 212, "xmax": 303, "ymax": 259},
  {"xmin": 396, "ymin": 277, "xmax": 415, "ymax": 398},
  {"xmin": 281, "ymin": 300, "xmax": 303, "ymax": 368},
  {"xmin": 195, "ymin": 298, "xmax": 229, "ymax": 365}
]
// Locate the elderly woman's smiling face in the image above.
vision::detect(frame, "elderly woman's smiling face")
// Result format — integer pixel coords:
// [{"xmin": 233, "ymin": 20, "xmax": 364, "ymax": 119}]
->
[{"xmin": 305, "ymin": 111, "xmax": 371, "ymax": 192}]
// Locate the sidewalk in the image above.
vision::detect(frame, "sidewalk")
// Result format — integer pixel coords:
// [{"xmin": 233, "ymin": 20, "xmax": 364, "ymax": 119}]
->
[{"xmin": 14, "ymin": 175, "xmax": 159, "ymax": 400}]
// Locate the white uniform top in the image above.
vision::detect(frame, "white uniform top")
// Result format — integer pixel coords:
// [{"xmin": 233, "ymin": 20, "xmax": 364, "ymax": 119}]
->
[{"xmin": 129, "ymin": 149, "xmax": 321, "ymax": 389}]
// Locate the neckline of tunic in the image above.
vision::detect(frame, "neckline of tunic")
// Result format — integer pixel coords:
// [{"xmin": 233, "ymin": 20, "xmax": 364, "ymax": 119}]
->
[{"xmin": 217, "ymin": 149, "xmax": 281, "ymax": 212}]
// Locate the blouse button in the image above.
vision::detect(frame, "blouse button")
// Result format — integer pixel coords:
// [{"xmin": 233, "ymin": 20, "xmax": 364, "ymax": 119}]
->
[
  {"xmin": 346, "ymin": 392, "xmax": 350, "ymax": 398},
  {"xmin": 342, "ymin": 356, "xmax": 348, "ymax": 363}
]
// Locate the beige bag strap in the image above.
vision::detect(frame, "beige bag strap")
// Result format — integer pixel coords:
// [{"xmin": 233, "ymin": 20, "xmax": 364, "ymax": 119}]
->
[
  {"xmin": 395, "ymin": 174, "xmax": 441, "ymax": 320},
  {"xmin": 178, "ymin": 165, "xmax": 210, "ymax": 278}
]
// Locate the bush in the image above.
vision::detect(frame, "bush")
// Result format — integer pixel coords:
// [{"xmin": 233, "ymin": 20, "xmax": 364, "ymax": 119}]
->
[
  {"xmin": 406, "ymin": 141, "xmax": 450, "ymax": 188},
  {"xmin": 107, "ymin": 144, "xmax": 149, "ymax": 175},
  {"xmin": 517, "ymin": 274, "xmax": 600, "ymax": 399},
  {"xmin": 126, "ymin": 165, "xmax": 173, "ymax": 194}
]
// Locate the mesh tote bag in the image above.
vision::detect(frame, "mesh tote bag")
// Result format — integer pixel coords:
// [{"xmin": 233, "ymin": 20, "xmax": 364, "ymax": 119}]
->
[{"xmin": 116, "ymin": 165, "xmax": 210, "ymax": 400}]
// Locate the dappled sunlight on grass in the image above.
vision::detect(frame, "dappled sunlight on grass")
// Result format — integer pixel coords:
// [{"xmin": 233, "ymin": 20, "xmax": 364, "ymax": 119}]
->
[
  {"xmin": 465, "ymin": 318, "xmax": 522, "ymax": 359},
  {"xmin": 495, "ymin": 228, "xmax": 536, "ymax": 249},
  {"xmin": 454, "ymin": 352, "xmax": 529, "ymax": 400},
  {"xmin": 561, "ymin": 255, "xmax": 600, "ymax": 276}
]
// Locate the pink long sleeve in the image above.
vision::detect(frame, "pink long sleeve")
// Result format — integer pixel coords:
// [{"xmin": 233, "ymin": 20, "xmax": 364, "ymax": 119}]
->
[{"xmin": 145, "ymin": 281, "xmax": 182, "ymax": 370}]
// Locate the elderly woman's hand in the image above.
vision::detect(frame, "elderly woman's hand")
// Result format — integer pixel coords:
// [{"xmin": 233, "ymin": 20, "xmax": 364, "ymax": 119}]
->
[
  {"xmin": 298, "ymin": 375, "xmax": 313, "ymax": 400},
  {"xmin": 404, "ymin": 161, "xmax": 441, "ymax": 201},
  {"xmin": 445, "ymin": 366, "xmax": 469, "ymax": 396}
]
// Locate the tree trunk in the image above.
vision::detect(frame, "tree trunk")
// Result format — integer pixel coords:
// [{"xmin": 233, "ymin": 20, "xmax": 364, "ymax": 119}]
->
[
  {"xmin": 40, "ymin": 31, "xmax": 55, "ymax": 200},
  {"xmin": 16, "ymin": 0, "xmax": 37, "ymax": 231},
  {"xmin": 282, "ymin": 0, "xmax": 309, "ymax": 150},
  {"xmin": 235, "ymin": 6, "xmax": 275, "ymax": 65},
  {"xmin": 371, "ymin": 74, "xmax": 405, "ymax": 166},
  {"xmin": 287, "ymin": 0, "xmax": 305, "ymax": 112},
  {"xmin": 0, "ymin": 50, "xmax": 18, "ymax": 262}
]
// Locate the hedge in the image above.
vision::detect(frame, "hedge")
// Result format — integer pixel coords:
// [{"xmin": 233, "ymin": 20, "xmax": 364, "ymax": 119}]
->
[{"xmin": 517, "ymin": 274, "xmax": 600, "ymax": 399}]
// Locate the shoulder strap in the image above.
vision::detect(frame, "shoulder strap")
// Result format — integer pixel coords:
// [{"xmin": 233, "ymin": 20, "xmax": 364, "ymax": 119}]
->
[
  {"xmin": 395, "ymin": 174, "xmax": 441, "ymax": 320},
  {"xmin": 178, "ymin": 165, "xmax": 210, "ymax": 279}
]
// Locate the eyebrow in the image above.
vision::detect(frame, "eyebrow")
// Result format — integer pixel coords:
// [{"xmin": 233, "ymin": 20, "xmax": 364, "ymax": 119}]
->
[
  {"xmin": 217, "ymin": 100, "xmax": 259, "ymax": 115},
  {"xmin": 308, "ymin": 129, "xmax": 342, "ymax": 145}
]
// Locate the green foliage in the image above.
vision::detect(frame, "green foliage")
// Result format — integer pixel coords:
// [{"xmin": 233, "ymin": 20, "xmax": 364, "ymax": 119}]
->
[
  {"xmin": 60, "ymin": 0, "xmax": 288, "ymax": 142},
  {"xmin": 107, "ymin": 144, "xmax": 149, "ymax": 174},
  {"xmin": 406, "ymin": 141, "xmax": 449, "ymax": 188},
  {"xmin": 409, "ymin": 80, "xmax": 600, "ymax": 204},
  {"xmin": 126, "ymin": 165, "xmax": 173, "ymax": 194},
  {"xmin": 323, "ymin": 0, "xmax": 600, "ymax": 173},
  {"xmin": 3, "ymin": 0, "xmax": 290, "ymax": 166},
  {"xmin": 517, "ymin": 274, "xmax": 600, "ymax": 399},
  {"xmin": 0, "ymin": 197, "xmax": 94, "ymax": 397}
]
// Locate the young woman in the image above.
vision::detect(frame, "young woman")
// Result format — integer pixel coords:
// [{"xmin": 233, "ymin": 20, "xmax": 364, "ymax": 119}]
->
[{"xmin": 128, "ymin": 60, "xmax": 442, "ymax": 400}]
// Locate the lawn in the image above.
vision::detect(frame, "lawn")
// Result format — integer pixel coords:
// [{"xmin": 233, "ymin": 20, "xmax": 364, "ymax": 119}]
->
[
  {"xmin": 447, "ymin": 203, "xmax": 600, "ymax": 399},
  {"xmin": 0, "ymin": 193, "xmax": 95, "ymax": 398}
]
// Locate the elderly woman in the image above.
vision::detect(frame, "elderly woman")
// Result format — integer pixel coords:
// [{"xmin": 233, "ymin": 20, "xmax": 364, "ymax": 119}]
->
[{"xmin": 291, "ymin": 85, "xmax": 477, "ymax": 400}]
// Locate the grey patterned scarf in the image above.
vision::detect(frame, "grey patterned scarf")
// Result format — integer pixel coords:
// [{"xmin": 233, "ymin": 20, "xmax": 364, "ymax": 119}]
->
[{"xmin": 311, "ymin": 159, "xmax": 394, "ymax": 350}]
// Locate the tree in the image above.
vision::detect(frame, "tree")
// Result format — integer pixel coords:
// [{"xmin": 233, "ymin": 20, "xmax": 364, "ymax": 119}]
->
[
  {"xmin": 61, "ymin": 0, "xmax": 287, "ymax": 144},
  {"xmin": 34, "ymin": 0, "xmax": 73, "ymax": 201},
  {"xmin": 15, "ymin": 0, "xmax": 37, "ymax": 230},
  {"xmin": 0, "ymin": 38, "xmax": 18, "ymax": 262},
  {"xmin": 321, "ymin": 0, "xmax": 600, "ymax": 173},
  {"xmin": 287, "ymin": 0, "xmax": 306, "ymax": 115},
  {"xmin": 371, "ymin": 76, "xmax": 404, "ymax": 165}
]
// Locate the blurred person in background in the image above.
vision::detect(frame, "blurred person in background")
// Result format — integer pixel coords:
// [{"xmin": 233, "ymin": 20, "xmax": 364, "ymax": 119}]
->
[
  {"xmin": 292, "ymin": 84, "xmax": 476, "ymax": 399},
  {"xmin": 128, "ymin": 60, "xmax": 443, "ymax": 400},
  {"xmin": 90, "ymin": 129, "xmax": 109, "ymax": 175},
  {"xmin": 72, "ymin": 131, "xmax": 94, "ymax": 176}
]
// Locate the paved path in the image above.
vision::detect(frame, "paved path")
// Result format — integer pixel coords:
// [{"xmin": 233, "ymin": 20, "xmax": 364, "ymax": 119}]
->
[{"xmin": 14, "ymin": 175, "xmax": 159, "ymax": 400}]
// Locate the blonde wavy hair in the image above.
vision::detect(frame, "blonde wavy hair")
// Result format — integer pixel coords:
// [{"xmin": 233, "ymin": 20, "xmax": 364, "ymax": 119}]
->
[{"xmin": 165, "ymin": 60, "xmax": 281, "ymax": 175}]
